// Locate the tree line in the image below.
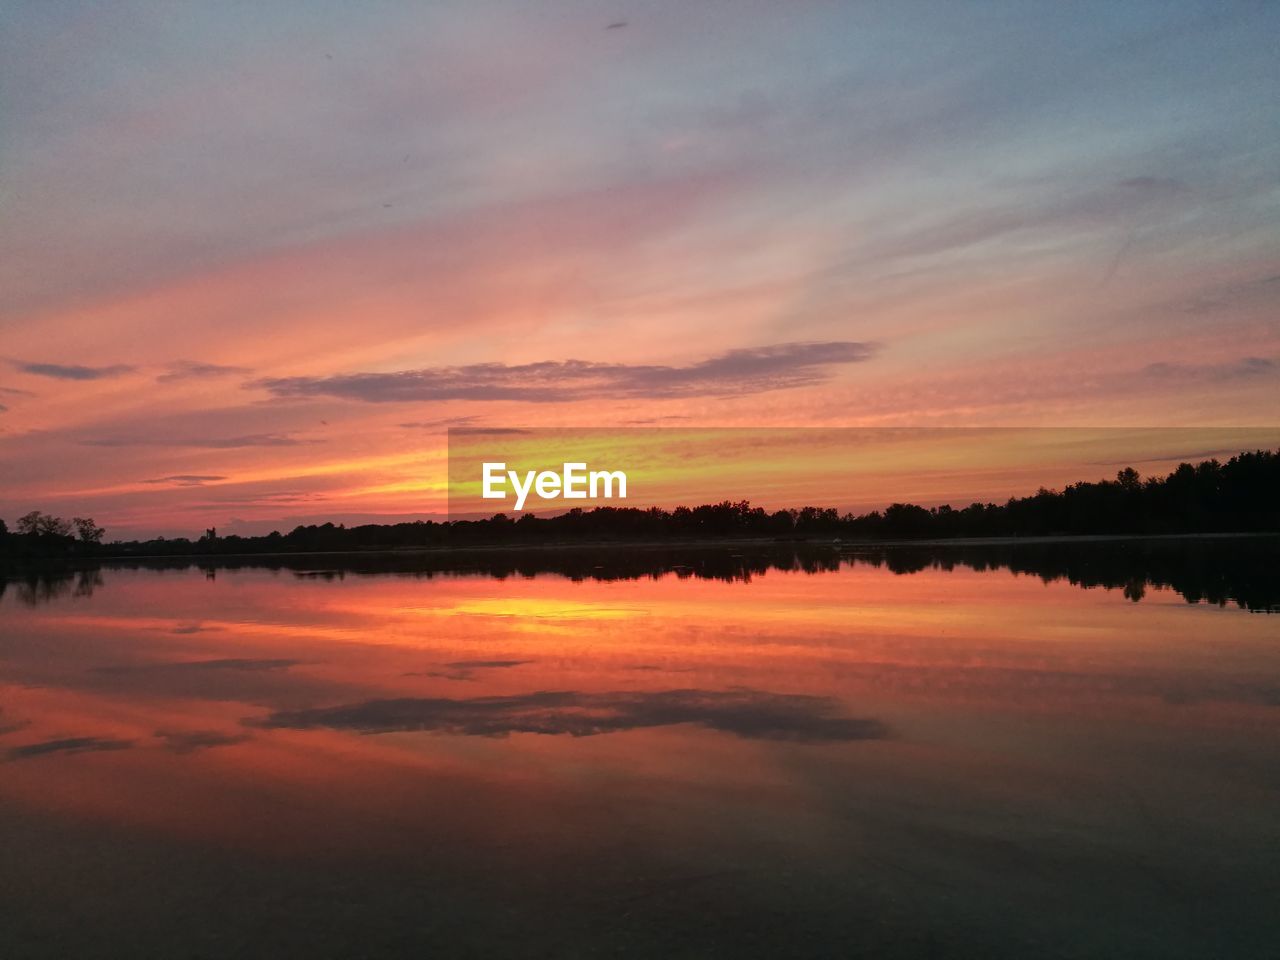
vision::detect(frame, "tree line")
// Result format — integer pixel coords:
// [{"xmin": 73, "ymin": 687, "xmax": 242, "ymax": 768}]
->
[{"xmin": 2, "ymin": 448, "xmax": 1277, "ymax": 562}]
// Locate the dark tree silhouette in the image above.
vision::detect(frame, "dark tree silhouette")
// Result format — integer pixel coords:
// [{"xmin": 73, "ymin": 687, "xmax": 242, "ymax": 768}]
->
[
  {"xmin": 3, "ymin": 449, "xmax": 1278, "ymax": 564},
  {"xmin": 16, "ymin": 511, "xmax": 73, "ymax": 537},
  {"xmin": 72, "ymin": 517, "xmax": 105, "ymax": 544}
]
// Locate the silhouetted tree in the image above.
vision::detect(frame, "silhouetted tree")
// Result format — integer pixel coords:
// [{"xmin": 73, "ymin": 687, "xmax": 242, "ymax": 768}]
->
[
  {"xmin": 16, "ymin": 511, "xmax": 72, "ymax": 537},
  {"xmin": 5, "ymin": 449, "xmax": 1278, "ymax": 564},
  {"xmin": 72, "ymin": 517, "xmax": 105, "ymax": 544}
]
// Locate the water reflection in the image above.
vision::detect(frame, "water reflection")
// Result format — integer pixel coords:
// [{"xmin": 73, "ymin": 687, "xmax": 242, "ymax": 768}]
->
[
  {"xmin": 0, "ymin": 567, "xmax": 103, "ymax": 606},
  {"xmin": 252, "ymin": 688, "xmax": 889, "ymax": 741},
  {"xmin": 4, "ymin": 534, "xmax": 1278, "ymax": 610},
  {"xmin": 853, "ymin": 538, "xmax": 1280, "ymax": 611},
  {"xmin": 0, "ymin": 542, "xmax": 1277, "ymax": 957}
]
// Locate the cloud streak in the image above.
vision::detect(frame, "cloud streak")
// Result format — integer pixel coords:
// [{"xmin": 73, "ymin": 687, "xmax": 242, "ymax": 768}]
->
[
  {"xmin": 1143, "ymin": 356, "xmax": 1276, "ymax": 382},
  {"xmin": 0, "ymin": 711, "xmax": 31, "ymax": 736},
  {"xmin": 406, "ymin": 659, "xmax": 535, "ymax": 681},
  {"xmin": 251, "ymin": 342, "xmax": 880, "ymax": 404},
  {"xmin": 142, "ymin": 474, "xmax": 229, "ymax": 486},
  {"xmin": 84, "ymin": 432, "xmax": 315, "ymax": 448},
  {"xmin": 95, "ymin": 658, "xmax": 301, "ymax": 674},
  {"xmin": 6, "ymin": 736, "xmax": 134, "ymax": 761},
  {"xmin": 156, "ymin": 360, "xmax": 252, "ymax": 383},
  {"xmin": 156, "ymin": 730, "xmax": 251, "ymax": 754},
  {"xmin": 250, "ymin": 688, "xmax": 888, "ymax": 742},
  {"xmin": 399, "ymin": 416, "xmax": 480, "ymax": 430},
  {"xmin": 14, "ymin": 361, "xmax": 134, "ymax": 381}
]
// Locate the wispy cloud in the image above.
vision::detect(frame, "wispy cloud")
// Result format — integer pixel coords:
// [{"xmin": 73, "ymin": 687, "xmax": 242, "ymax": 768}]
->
[
  {"xmin": 84, "ymin": 432, "xmax": 316, "ymax": 448},
  {"xmin": 252, "ymin": 342, "xmax": 880, "ymax": 404},
  {"xmin": 6, "ymin": 736, "xmax": 134, "ymax": 761},
  {"xmin": 156, "ymin": 730, "xmax": 251, "ymax": 754},
  {"xmin": 1143, "ymin": 356, "xmax": 1276, "ymax": 382},
  {"xmin": 0, "ymin": 710, "xmax": 31, "ymax": 736},
  {"xmin": 156, "ymin": 360, "xmax": 252, "ymax": 383},
  {"xmin": 442, "ymin": 659, "xmax": 533, "ymax": 669},
  {"xmin": 95, "ymin": 658, "xmax": 301, "ymax": 674},
  {"xmin": 195, "ymin": 489, "xmax": 322, "ymax": 506},
  {"xmin": 14, "ymin": 361, "xmax": 134, "ymax": 381},
  {"xmin": 622, "ymin": 415, "xmax": 694, "ymax": 425},
  {"xmin": 170, "ymin": 622, "xmax": 222, "ymax": 634},
  {"xmin": 142, "ymin": 474, "xmax": 228, "ymax": 486},
  {"xmin": 1180, "ymin": 273, "xmax": 1280, "ymax": 315},
  {"xmin": 406, "ymin": 659, "xmax": 534, "ymax": 681},
  {"xmin": 399, "ymin": 416, "xmax": 480, "ymax": 430}
]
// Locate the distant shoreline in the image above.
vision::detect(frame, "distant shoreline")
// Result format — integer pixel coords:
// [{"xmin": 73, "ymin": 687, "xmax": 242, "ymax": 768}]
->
[
  {"xmin": 52, "ymin": 530, "xmax": 1280, "ymax": 566},
  {"xmin": 9, "ymin": 530, "xmax": 1277, "ymax": 613},
  {"xmin": 6, "ymin": 448, "xmax": 1276, "ymax": 569}
]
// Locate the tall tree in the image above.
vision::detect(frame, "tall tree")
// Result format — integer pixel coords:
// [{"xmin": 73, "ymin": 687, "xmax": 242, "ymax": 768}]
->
[{"xmin": 72, "ymin": 517, "xmax": 105, "ymax": 544}]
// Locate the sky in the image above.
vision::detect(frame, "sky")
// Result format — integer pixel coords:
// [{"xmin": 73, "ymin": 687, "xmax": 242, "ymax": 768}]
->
[{"xmin": 1, "ymin": 0, "xmax": 1278, "ymax": 538}]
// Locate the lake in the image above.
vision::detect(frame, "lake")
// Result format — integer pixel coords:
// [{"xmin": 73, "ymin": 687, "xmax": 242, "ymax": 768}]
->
[{"xmin": 1, "ymin": 539, "xmax": 1278, "ymax": 958}]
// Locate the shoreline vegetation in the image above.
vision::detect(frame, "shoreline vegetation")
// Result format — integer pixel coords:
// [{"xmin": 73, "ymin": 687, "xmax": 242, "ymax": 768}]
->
[
  {"xmin": 5, "ymin": 535, "xmax": 1278, "ymax": 613},
  {"xmin": 3, "ymin": 449, "xmax": 1277, "ymax": 566}
]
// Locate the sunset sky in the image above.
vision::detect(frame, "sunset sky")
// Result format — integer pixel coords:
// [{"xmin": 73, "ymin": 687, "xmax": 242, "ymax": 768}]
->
[{"xmin": 2, "ymin": 1, "xmax": 1278, "ymax": 538}]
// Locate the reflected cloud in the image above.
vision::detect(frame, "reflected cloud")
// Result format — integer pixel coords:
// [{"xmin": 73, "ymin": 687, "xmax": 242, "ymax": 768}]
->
[
  {"xmin": 250, "ymin": 688, "xmax": 889, "ymax": 742},
  {"xmin": 407, "ymin": 659, "xmax": 534, "ymax": 681}
]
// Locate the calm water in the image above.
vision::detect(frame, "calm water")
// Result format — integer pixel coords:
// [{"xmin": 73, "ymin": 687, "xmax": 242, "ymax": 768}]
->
[{"xmin": 2, "ymin": 541, "xmax": 1278, "ymax": 958}]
